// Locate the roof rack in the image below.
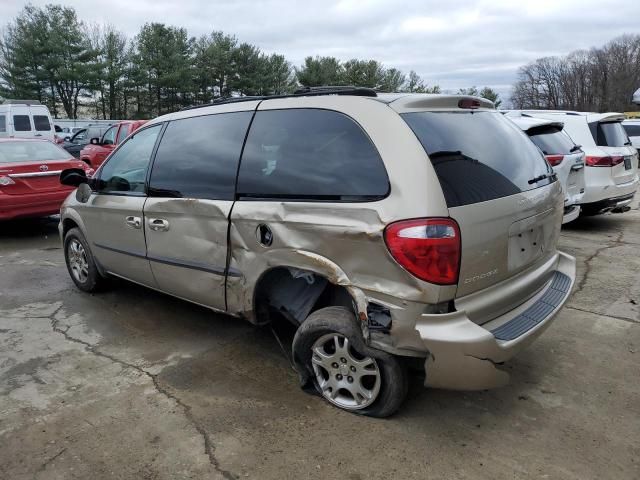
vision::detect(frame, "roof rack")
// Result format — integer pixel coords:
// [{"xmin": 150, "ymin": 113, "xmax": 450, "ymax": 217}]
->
[
  {"xmin": 180, "ymin": 86, "xmax": 377, "ymax": 111},
  {"xmin": 2, "ymin": 99, "xmax": 43, "ymax": 105}
]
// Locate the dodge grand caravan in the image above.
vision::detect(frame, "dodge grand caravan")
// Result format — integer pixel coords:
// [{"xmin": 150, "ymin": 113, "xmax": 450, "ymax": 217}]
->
[{"xmin": 58, "ymin": 88, "xmax": 576, "ymax": 417}]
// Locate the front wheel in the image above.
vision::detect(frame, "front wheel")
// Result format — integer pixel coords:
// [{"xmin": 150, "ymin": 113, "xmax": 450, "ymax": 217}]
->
[
  {"xmin": 292, "ymin": 306, "xmax": 408, "ymax": 417},
  {"xmin": 64, "ymin": 227, "xmax": 108, "ymax": 292}
]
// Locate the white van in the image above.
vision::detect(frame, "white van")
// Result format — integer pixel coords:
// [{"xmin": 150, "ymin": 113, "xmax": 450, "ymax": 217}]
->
[{"xmin": 0, "ymin": 100, "xmax": 56, "ymax": 142}]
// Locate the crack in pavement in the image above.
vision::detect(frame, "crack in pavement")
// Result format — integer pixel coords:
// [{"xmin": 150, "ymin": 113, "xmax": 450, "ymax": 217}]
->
[
  {"xmin": 47, "ymin": 307, "xmax": 238, "ymax": 480},
  {"xmin": 565, "ymin": 305, "xmax": 640, "ymax": 325},
  {"xmin": 574, "ymin": 230, "xmax": 625, "ymax": 295}
]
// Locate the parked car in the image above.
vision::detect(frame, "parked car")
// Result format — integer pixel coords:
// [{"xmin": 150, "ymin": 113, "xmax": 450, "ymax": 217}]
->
[
  {"xmin": 510, "ymin": 110, "xmax": 639, "ymax": 215},
  {"xmin": 79, "ymin": 120, "xmax": 147, "ymax": 168},
  {"xmin": 0, "ymin": 138, "xmax": 93, "ymax": 220},
  {"xmin": 622, "ymin": 119, "xmax": 640, "ymax": 153},
  {"xmin": 0, "ymin": 100, "xmax": 56, "ymax": 142},
  {"xmin": 59, "ymin": 89, "xmax": 576, "ymax": 417},
  {"xmin": 506, "ymin": 113, "xmax": 585, "ymax": 224},
  {"xmin": 62, "ymin": 125, "xmax": 112, "ymax": 159}
]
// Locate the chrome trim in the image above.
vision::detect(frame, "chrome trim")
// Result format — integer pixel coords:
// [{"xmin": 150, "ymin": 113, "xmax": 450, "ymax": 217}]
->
[{"xmin": 9, "ymin": 170, "xmax": 63, "ymax": 178}]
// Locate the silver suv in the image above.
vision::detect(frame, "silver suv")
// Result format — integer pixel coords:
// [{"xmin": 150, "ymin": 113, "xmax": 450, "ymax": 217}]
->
[{"xmin": 59, "ymin": 88, "xmax": 576, "ymax": 417}]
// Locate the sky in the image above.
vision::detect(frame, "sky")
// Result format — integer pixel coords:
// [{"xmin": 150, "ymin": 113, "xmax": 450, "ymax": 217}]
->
[{"xmin": 1, "ymin": 0, "xmax": 638, "ymax": 103}]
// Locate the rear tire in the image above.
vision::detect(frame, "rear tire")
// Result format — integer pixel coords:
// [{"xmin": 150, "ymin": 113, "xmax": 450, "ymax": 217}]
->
[
  {"xmin": 292, "ymin": 306, "xmax": 408, "ymax": 417},
  {"xmin": 64, "ymin": 227, "xmax": 108, "ymax": 292}
]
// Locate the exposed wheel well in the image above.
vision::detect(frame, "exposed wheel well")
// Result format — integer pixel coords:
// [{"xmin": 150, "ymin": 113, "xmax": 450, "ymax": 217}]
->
[
  {"xmin": 253, "ymin": 267, "xmax": 356, "ymax": 327},
  {"xmin": 62, "ymin": 218, "xmax": 79, "ymax": 237}
]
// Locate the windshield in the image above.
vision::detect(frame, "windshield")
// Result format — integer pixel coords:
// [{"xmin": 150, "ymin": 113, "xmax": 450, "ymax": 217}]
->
[
  {"xmin": 0, "ymin": 141, "xmax": 70, "ymax": 163},
  {"xmin": 595, "ymin": 122, "xmax": 630, "ymax": 147},
  {"xmin": 528, "ymin": 127, "xmax": 577, "ymax": 155},
  {"xmin": 402, "ymin": 111, "xmax": 553, "ymax": 207}
]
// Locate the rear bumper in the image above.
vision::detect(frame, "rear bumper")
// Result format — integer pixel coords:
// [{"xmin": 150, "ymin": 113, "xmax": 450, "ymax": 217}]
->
[
  {"xmin": 415, "ymin": 251, "xmax": 576, "ymax": 390},
  {"xmin": 562, "ymin": 205, "xmax": 581, "ymax": 224},
  {"xmin": 581, "ymin": 192, "xmax": 636, "ymax": 214},
  {"xmin": 0, "ymin": 190, "xmax": 70, "ymax": 220},
  {"xmin": 580, "ymin": 168, "xmax": 638, "ymax": 205}
]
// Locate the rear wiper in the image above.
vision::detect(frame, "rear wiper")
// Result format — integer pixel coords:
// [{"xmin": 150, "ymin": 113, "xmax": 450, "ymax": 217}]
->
[
  {"xmin": 570, "ymin": 144, "xmax": 582, "ymax": 153},
  {"xmin": 624, "ymin": 141, "xmax": 632, "ymax": 146},
  {"xmin": 528, "ymin": 174, "xmax": 551, "ymax": 185}
]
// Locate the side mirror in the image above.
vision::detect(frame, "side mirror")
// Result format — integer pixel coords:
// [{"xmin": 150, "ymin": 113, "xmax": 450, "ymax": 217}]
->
[
  {"xmin": 90, "ymin": 137, "xmax": 100, "ymax": 145},
  {"xmin": 60, "ymin": 168, "xmax": 88, "ymax": 187}
]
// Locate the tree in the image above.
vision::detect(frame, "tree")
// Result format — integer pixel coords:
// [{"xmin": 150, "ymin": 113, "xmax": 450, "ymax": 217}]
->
[
  {"xmin": 296, "ymin": 56, "xmax": 343, "ymax": 86},
  {"xmin": 379, "ymin": 68, "xmax": 405, "ymax": 92},
  {"xmin": 401, "ymin": 70, "xmax": 440, "ymax": 93},
  {"xmin": 479, "ymin": 87, "xmax": 502, "ymax": 108}
]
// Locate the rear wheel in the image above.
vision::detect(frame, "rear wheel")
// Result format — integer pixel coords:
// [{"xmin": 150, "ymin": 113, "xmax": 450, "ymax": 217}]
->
[
  {"xmin": 292, "ymin": 306, "xmax": 408, "ymax": 417},
  {"xmin": 64, "ymin": 227, "xmax": 108, "ymax": 292}
]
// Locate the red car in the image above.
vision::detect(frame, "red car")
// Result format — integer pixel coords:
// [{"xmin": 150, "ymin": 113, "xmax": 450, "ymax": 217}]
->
[
  {"xmin": 79, "ymin": 120, "xmax": 147, "ymax": 168},
  {"xmin": 0, "ymin": 139, "xmax": 93, "ymax": 221}
]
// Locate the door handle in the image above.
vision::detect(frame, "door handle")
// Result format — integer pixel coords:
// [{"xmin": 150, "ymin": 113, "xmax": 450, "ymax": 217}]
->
[
  {"xmin": 125, "ymin": 216, "xmax": 142, "ymax": 229},
  {"xmin": 148, "ymin": 218, "xmax": 170, "ymax": 232}
]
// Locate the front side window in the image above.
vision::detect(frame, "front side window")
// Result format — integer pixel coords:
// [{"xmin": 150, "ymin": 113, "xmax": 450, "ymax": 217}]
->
[
  {"xmin": 0, "ymin": 115, "xmax": 6, "ymax": 132},
  {"xmin": 528, "ymin": 127, "xmax": 576, "ymax": 155},
  {"xmin": 149, "ymin": 112, "xmax": 252, "ymax": 200},
  {"xmin": 101, "ymin": 126, "xmax": 117, "ymax": 145},
  {"xmin": 33, "ymin": 115, "xmax": 51, "ymax": 131},
  {"xmin": 594, "ymin": 122, "xmax": 630, "ymax": 147},
  {"xmin": 13, "ymin": 115, "xmax": 31, "ymax": 131},
  {"xmin": 237, "ymin": 109, "xmax": 389, "ymax": 201},
  {"xmin": 71, "ymin": 129, "xmax": 88, "ymax": 143},
  {"xmin": 96, "ymin": 125, "xmax": 161, "ymax": 194},
  {"xmin": 402, "ymin": 111, "xmax": 553, "ymax": 208}
]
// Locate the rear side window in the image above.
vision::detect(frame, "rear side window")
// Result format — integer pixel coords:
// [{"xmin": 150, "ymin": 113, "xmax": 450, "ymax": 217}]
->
[
  {"xmin": 33, "ymin": 115, "xmax": 51, "ymax": 131},
  {"xmin": 594, "ymin": 122, "xmax": 630, "ymax": 147},
  {"xmin": 237, "ymin": 109, "xmax": 389, "ymax": 201},
  {"xmin": 528, "ymin": 127, "xmax": 576, "ymax": 155},
  {"xmin": 149, "ymin": 112, "xmax": 252, "ymax": 200},
  {"xmin": 623, "ymin": 124, "xmax": 640, "ymax": 137},
  {"xmin": 13, "ymin": 115, "xmax": 31, "ymax": 131},
  {"xmin": 402, "ymin": 111, "xmax": 553, "ymax": 208},
  {"xmin": 0, "ymin": 115, "xmax": 6, "ymax": 132},
  {"xmin": 117, "ymin": 125, "xmax": 129, "ymax": 144}
]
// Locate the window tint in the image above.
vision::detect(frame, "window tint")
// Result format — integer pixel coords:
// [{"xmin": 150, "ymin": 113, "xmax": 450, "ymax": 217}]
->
[
  {"xmin": 97, "ymin": 125, "xmax": 161, "ymax": 194},
  {"xmin": 33, "ymin": 115, "xmax": 51, "ymax": 131},
  {"xmin": 623, "ymin": 124, "xmax": 640, "ymax": 137},
  {"xmin": 13, "ymin": 115, "xmax": 31, "ymax": 131},
  {"xmin": 117, "ymin": 125, "xmax": 129, "ymax": 144},
  {"xmin": 595, "ymin": 122, "xmax": 630, "ymax": 147},
  {"xmin": 237, "ymin": 109, "xmax": 389, "ymax": 201},
  {"xmin": 402, "ymin": 111, "xmax": 553, "ymax": 208},
  {"xmin": 528, "ymin": 127, "xmax": 576, "ymax": 155},
  {"xmin": 149, "ymin": 112, "xmax": 252, "ymax": 200},
  {"xmin": 0, "ymin": 115, "xmax": 6, "ymax": 132},
  {"xmin": 101, "ymin": 126, "xmax": 117, "ymax": 145}
]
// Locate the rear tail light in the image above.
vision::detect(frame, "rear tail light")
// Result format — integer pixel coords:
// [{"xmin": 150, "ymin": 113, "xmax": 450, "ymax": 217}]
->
[
  {"xmin": 0, "ymin": 176, "xmax": 15, "ymax": 186},
  {"xmin": 585, "ymin": 155, "xmax": 624, "ymax": 167},
  {"xmin": 545, "ymin": 154, "xmax": 564, "ymax": 166},
  {"xmin": 384, "ymin": 218, "xmax": 461, "ymax": 285}
]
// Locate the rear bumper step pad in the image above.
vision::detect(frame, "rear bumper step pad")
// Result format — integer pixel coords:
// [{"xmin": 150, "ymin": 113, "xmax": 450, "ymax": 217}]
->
[{"xmin": 491, "ymin": 271, "xmax": 571, "ymax": 341}]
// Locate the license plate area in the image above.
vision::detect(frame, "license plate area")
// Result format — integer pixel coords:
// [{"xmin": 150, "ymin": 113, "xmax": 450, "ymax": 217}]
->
[{"xmin": 508, "ymin": 209, "xmax": 557, "ymax": 272}]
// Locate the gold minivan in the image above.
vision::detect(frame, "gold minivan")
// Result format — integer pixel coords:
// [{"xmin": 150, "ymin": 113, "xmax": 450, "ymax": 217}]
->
[{"xmin": 59, "ymin": 88, "xmax": 576, "ymax": 417}]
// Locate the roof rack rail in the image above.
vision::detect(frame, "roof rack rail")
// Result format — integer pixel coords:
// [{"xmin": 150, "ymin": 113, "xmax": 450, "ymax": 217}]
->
[{"xmin": 180, "ymin": 85, "xmax": 377, "ymax": 111}]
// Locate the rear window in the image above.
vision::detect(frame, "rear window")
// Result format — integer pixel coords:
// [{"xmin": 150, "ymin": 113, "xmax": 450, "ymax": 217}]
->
[
  {"xmin": 528, "ymin": 127, "xmax": 576, "ymax": 155},
  {"xmin": 237, "ymin": 109, "xmax": 389, "ymax": 201},
  {"xmin": 33, "ymin": 115, "xmax": 51, "ymax": 131},
  {"xmin": 594, "ymin": 122, "xmax": 630, "ymax": 147},
  {"xmin": 0, "ymin": 115, "xmax": 6, "ymax": 132},
  {"xmin": 623, "ymin": 124, "xmax": 640, "ymax": 137},
  {"xmin": 13, "ymin": 115, "xmax": 31, "ymax": 131},
  {"xmin": 0, "ymin": 141, "xmax": 70, "ymax": 163},
  {"xmin": 402, "ymin": 111, "xmax": 553, "ymax": 208}
]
